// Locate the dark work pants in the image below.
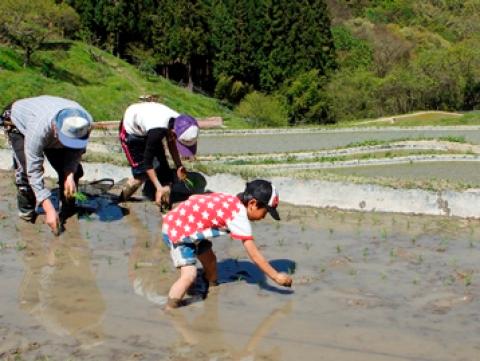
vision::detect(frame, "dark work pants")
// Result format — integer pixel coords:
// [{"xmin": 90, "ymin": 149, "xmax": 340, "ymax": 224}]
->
[{"xmin": 8, "ymin": 131, "xmax": 84, "ymax": 216}]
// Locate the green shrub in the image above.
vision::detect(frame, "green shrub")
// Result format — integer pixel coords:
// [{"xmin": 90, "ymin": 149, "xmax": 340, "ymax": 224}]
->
[
  {"xmin": 331, "ymin": 25, "xmax": 373, "ymax": 70},
  {"xmin": 364, "ymin": 0, "xmax": 416, "ymax": 25},
  {"xmin": 282, "ymin": 69, "xmax": 334, "ymax": 125},
  {"xmin": 214, "ymin": 74, "xmax": 252, "ymax": 104},
  {"xmin": 0, "ymin": 48, "xmax": 22, "ymax": 71},
  {"xmin": 326, "ymin": 69, "xmax": 383, "ymax": 121},
  {"xmin": 235, "ymin": 91, "xmax": 288, "ymax": 127}
]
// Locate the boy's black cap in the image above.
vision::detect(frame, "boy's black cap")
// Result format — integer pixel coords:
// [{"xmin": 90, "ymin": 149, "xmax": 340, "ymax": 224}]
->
[{"xmin": 241, "ymin": 179, "xmax": 280, "ymax": 220}]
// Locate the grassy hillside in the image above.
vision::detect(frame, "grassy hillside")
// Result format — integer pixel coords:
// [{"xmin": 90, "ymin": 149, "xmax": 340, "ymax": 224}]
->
[{"xmin": 0, "ymin": 41, "xmax": 248, "ymax": 127}]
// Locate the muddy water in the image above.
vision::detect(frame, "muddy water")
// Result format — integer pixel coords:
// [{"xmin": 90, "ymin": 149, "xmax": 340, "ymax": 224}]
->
[
  {"xmin": 1, "ymin": 171, "xmax": 479, "ymax": 360},
  {"xmin": 326, "ymin": 161, "xmax": 480, "ymax": 185}
]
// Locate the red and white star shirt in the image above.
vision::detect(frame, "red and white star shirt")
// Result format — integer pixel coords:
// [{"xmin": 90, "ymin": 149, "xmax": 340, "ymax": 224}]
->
[{"xmin": 162, "ymin": 193, "xmax": 253, "ymax": 244}]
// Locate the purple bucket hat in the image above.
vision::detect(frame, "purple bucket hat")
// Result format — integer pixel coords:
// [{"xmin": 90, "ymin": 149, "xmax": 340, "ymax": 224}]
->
[{"xmin": 174, "ymin": 114, "xmax": 199, "ymax": 158}]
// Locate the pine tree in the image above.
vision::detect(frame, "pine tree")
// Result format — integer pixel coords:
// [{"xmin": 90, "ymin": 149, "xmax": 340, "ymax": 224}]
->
[
  {"xmin": 152, "ymin": 0, "xmax": 209, "ymax": 90},
  {"xmin": 260, "ymin": 0, "xmax": 336, "ymax": 91}
]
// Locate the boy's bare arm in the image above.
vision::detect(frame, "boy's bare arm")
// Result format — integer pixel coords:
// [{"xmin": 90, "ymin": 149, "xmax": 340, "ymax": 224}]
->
[{"xmin": 242, "ymin": 239, "xmax": 292, "ymax": 287}]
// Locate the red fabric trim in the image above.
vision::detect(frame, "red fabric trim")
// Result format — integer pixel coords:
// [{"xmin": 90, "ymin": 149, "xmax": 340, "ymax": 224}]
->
[{"xmin": 119, "ymin": 122, "xmax": 138, "ymax": 167}]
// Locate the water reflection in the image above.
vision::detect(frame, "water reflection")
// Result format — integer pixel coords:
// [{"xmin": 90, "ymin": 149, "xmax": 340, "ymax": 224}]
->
[
  {"xmin": 18, "ymin": 217, "xmax": 106, "ymax": 347},
  {"xmin": 127, "ymin": 208, "xmax": 175, "ymax": 307},
  {"xmin": 125, "ymin": 208, "xmax": 293, "ymax": 360},
  {"xmin": 166, "ymin": 297, "xmax": 292, "ymax": 361}
]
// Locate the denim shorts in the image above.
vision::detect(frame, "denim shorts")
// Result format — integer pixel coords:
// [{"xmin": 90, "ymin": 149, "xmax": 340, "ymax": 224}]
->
[{"xmin": 162, "ymin": 234, "xmax": 212, "ymax": 268}]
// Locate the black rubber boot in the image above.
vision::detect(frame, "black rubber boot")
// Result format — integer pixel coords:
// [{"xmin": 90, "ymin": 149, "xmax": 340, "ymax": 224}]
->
[{"xmin": 17, "ymin": 186, "xmax": 36, "ymax": 223}]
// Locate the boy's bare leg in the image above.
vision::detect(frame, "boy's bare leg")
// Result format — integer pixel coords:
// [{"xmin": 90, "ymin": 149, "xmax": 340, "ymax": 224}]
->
[
  {"xmin": 197, "ymin": 249, "xmax": 218, "ymax": 286},
  {"xmin": 167, "ymin": 265, "xmax": 197, "ymax": 309}
]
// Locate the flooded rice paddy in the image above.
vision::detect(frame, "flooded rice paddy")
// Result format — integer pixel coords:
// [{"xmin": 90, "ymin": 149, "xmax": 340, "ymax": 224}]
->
[
  {"xmin": 1, "ymin": 171, "xmax": 479, "ymax": 361},
  {"xmin": 325, "ymin": 161, "xmax": 480, "ymax": 186},
  {"xmin": 199, "ymin": 128, "xmax": 480, "ymax": 155}
]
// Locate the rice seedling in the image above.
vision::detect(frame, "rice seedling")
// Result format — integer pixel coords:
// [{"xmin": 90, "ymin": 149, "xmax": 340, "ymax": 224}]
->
[
  {"xmin": 381, "ymin": 229, "xmax": 388, "ymax": 241},
  {"xmin": 444, "ymin": 275, "xmax": 455, "ymax": 286},
  {"xmin": 437, "ymin": 239, "xmax": 449, "ymax": 252},
  {"xmin": 449, "ymin": 257, "xmax": 458, "ymax": 268},
  {"xmin": 73, "ymin": 191, "xmax": 88, "ymax": 202}
]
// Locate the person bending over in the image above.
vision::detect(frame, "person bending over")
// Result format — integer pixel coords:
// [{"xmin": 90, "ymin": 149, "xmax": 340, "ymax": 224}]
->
[
  {"xmin": 1, "ymin": 95, "xmax": 92, "ymax": 235},
  {"xmin": 119, "ymin": 101, "xmax": 199, "ymax": 207},
  {"xmin": 162, "ymin": 179, "xmax": 293, "ymax": 309}
]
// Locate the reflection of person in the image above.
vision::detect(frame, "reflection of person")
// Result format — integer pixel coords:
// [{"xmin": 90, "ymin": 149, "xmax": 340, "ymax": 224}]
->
[
  {"xmin": 118, "ymin": 101, "xmax": 199, "ymax": 207},
  {"xmin": 126, "ymin": 207, "xmax": 176, "ymax": 307},
  {"xmin": 18, "ymin": 217, "xmax": 106, "ymax": 346},
  {"xmin": 167, "ymin": 295, "xmax": 291, "ymax": 360},
  {"xmin": 162, "ymin": 179, "xmax": 293, "ymax": 309},
  {"xmin": 2, "ymin": 95, "xmax": 93, "ymax": 234}
]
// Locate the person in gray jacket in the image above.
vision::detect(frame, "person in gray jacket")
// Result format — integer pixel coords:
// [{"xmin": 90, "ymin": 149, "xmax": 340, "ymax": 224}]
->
[{"xmin": 1, "ymin": 95, "xmax": 93, "ymax": 234}]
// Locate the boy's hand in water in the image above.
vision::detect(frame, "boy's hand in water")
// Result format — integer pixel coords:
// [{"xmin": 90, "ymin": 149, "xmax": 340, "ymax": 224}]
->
[{"xmin": 275, "ymin": 272, "xmax": 293, "ymax": 287}]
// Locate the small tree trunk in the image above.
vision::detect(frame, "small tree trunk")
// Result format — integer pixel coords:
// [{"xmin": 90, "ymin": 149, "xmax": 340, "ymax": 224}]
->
[
  {"xmin": 23, "ymin": 48, "xmax": 32, "ymax": 67},
  {"xmin": 187, "ymin": 61, "xmax": 193, "ymax": 91}
]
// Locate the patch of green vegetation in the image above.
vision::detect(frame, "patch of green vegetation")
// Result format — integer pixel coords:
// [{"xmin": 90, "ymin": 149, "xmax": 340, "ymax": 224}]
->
[
  {"xmin": 345, "ymin": 139, "xmax": 388, "ymax": 147},
  {"xmin": 343, "ymin": 112, "xmax": 480, "ymax": 128},
  {"xmin": 438, "ymin": 136, "xmax": 466, "ymax": 143},
  {"xmin": 73, "ymin": 191, "xmax": 88, "ymax": 202},
  {"xmin": 82, "ymin": 151, "xmax": 129, "ymax": 167},
  {"xmin": 206, "ymin": 149, "xmax": 457, "ymax": 169}
]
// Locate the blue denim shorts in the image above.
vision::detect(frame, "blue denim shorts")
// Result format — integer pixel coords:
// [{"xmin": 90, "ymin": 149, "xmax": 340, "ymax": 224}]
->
[{"xmin": 162, "ymin": 234, "xmax": 212, "ymax": 268}]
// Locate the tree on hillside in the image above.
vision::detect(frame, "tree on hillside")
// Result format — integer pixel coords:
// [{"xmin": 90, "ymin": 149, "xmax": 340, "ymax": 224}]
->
[
  {"xmin": 210, "ymin": 0, "xmax": 336, "ymax": 96},
  {"xmin": 152, "ymin": 0, "xmax": 209, "ymax": 91},
  {"xmin": 259, "ymin": 0, "xmax": 336, "ymax": 91},
  {"xmin": 67, "ymin": 0, "xmax": 157, "ymax": 57},
  {"xmin": 210, "ymin": 0, "xmax": 265, "ymax": 87},
  {"xmin": 0, "ymin": 0, "xmax": 79, "ymax": 66}
]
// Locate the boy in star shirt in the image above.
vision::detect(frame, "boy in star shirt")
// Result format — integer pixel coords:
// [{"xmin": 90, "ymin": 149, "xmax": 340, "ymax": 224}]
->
[{"xmin": 162, "ymin": 179, "xmax": 293, "ymax": 308}]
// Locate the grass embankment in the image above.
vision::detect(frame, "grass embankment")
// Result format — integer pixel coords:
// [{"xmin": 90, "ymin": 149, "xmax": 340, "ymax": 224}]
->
[
  {"xmin": 0, "ymin": 42, "xmax": 249, "ymax": 127},
  {"xmin": 342, "ymin": 111, "xmax": 480, "ymax": 128}
]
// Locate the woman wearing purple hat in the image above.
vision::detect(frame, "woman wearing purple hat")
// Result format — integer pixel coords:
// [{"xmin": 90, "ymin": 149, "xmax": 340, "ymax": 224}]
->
[{"xmin": 119, "ymin": 101, "xmax": 199, "ymax": 207}]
